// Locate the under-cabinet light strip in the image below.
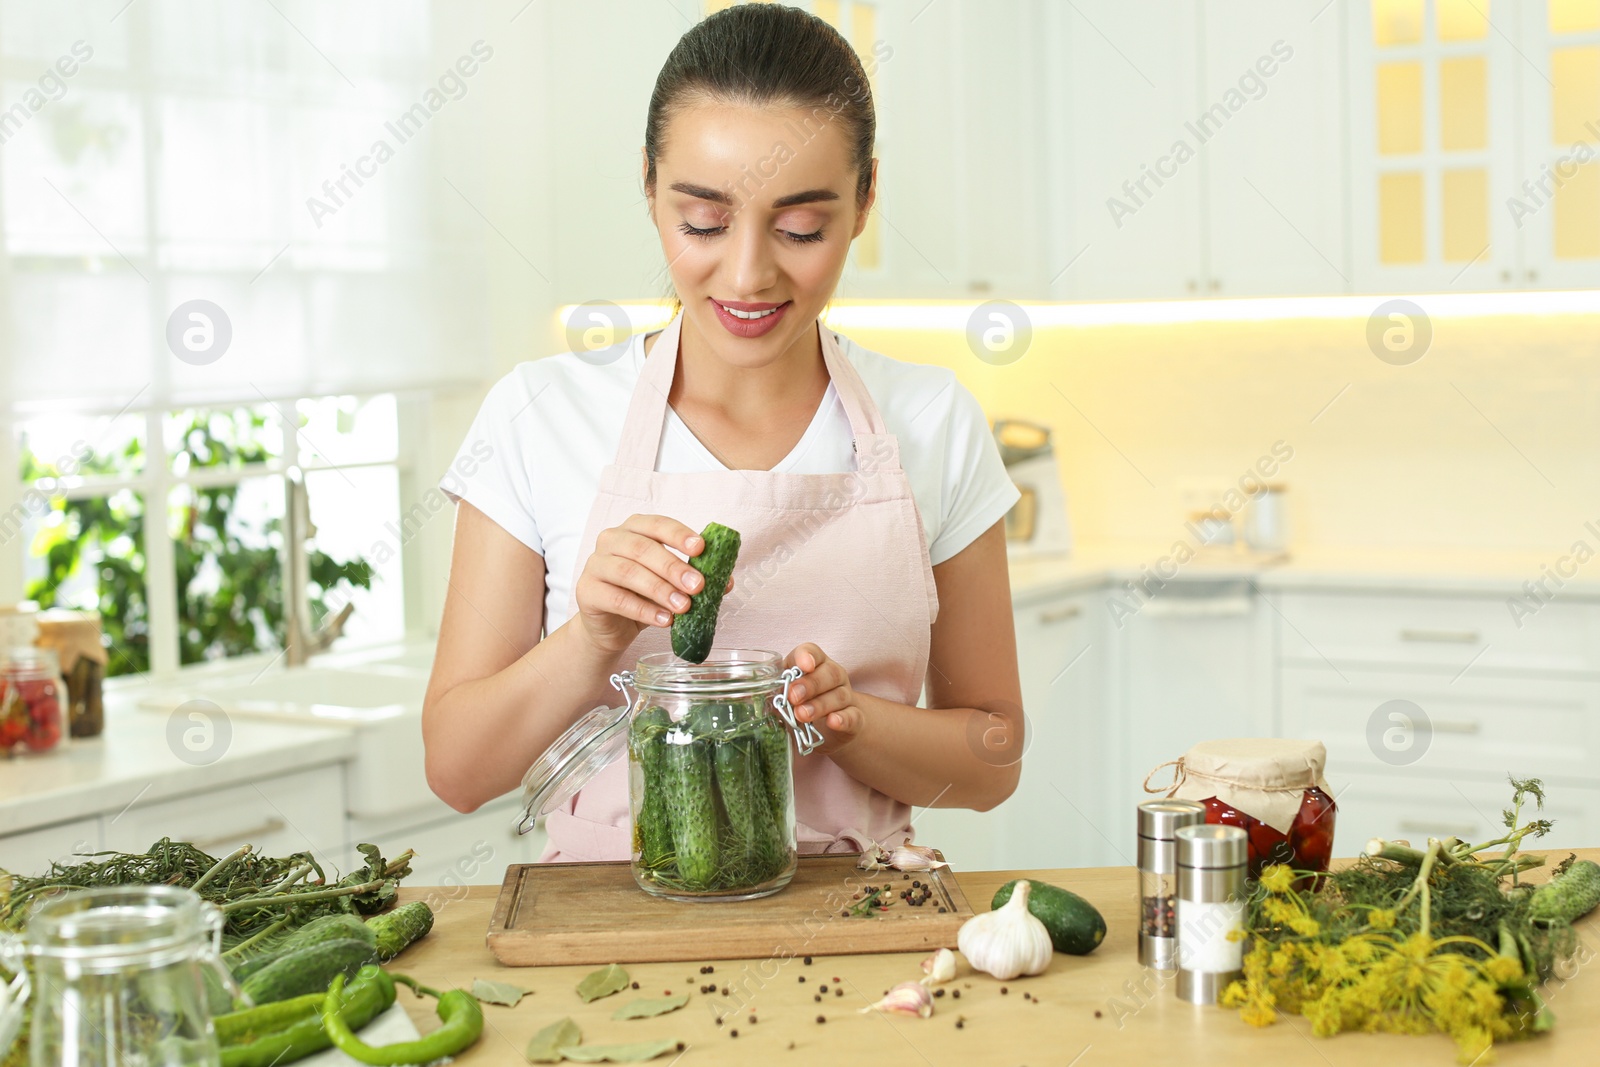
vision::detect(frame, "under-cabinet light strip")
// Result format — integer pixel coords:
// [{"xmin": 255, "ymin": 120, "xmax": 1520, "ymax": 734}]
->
[{"xmin": 558, "ymin": 290, "xmax": 1600, "ymax": 332}]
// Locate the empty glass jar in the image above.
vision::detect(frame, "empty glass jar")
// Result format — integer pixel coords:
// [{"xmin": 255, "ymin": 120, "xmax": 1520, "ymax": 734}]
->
[{"xmin": 0, "ymin": 885, "xmax": 239, "ymax": 1067}]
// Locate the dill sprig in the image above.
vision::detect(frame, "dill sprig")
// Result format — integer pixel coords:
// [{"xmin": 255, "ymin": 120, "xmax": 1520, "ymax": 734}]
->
[
  {"xmin": 1224, "ymin": 775, "xmax": 1573, "ymax": 1064},
  {"xmin": 0, "ymin": 837, "xmax": 414, "ymax": 943}
]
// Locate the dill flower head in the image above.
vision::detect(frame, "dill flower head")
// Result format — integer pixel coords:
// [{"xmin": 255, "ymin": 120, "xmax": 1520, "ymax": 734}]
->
[
  {"xmin": 1367, "ymin": 908, "xmax": 1397, "ymax": 929},
  {"xmin": 1259, "ymin": 864, "xmax": 1295, "ymax": 894}
]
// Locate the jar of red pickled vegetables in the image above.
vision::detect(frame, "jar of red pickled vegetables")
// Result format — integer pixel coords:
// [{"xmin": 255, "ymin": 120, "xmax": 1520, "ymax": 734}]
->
[
  {"xmin": 0, "ymin": 646, "xmax": 68, "ymax": 755},
  {"xmin": 1143, "ymin": 738, "xmax": 1335, "ymax": 879}
]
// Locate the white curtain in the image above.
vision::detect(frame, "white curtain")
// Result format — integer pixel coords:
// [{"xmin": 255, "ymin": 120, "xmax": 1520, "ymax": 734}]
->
[{"xmin": 0, "ymin": 0, "xmax": 493, "ymax": 412}]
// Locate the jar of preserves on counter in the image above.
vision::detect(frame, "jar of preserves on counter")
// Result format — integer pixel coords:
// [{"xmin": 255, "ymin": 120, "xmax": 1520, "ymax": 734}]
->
[
  {"xmin": 36, "ymin": 609, "xmax": 108, "ymax": 738},
  {"xmin": 1, "ymin": 646, "xmax": 67, "ymax": 755},
  {"xmin": 519, "ymin": 649, "xmax": 825, "ymax": 901},
  {"xmin": 1144, "ymin": 737, "xmax": 1336, "ymax": 879}
]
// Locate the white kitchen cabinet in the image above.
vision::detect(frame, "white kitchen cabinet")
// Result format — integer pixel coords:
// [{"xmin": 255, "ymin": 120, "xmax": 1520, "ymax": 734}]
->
[
  {"xmin": 913, "ymin": 587, "xmax": 1104, "ymax": 872},
  {"xmin": 1110, "ymin": 579, "xmax": 1275, "ymax": 851},
  {"xmin": 1276, "ymin": 584, "xmax": 1600, "ymax": 859},
  {"xmin": 1275, "ymin": 589, "xmax": 1600, "ymax": 677},
  {"xmin": 841, "ymin": 0, "xmax": 1050, "ymax": 299},
  {"xmin": 1344, "ymin": 0, "xmax": 1525, "ymax": 292},
  {"xmin": 1281, "ymin": 663, "xmax": 1600, "ymax": 786},
  {"xmin": 0, "ymin": 816, "xmax": 101, "ymax": 875},
  {"xmin": 1331, "ymin": 772, "xmax": 1597, "ymax": 854},
  {"xmin": 102, "ymin": 764, "xmax": 347, "ymax": 862},
  {"xmin": 1513, "ymin": 3, "xmax": 1600, "ymax": 289},
  {"xmin": 1050, "ymin": 0, "xmax": 1205, "ymax": 300},
  {"xmin": 1051, "ymin": 0, "xmax": 1349, "ymax": 299},
  {"xmin": 1200, "ymin": 0, "xmax": 1349, "ymax": 295}
]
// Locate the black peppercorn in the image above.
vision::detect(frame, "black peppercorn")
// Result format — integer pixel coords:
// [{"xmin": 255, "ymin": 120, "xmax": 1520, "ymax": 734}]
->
[
  {"xmin": 1001, "ymin": 987, "xmax": 1009, "ymax": 995},
  {"xmin": 834, "ymin": 988, "xmax": 843, "ymax": 997},
  {"xmin": 952, "ymin": 990, "xmax": 961, "ymax": 999},
  {"xmin": 804, "ymin": 955, "xmax": 812, "ymax": 965},
  {"xmin": 730, "ymin": 1029, "xmax": 739, "ymax": 1038},
  {"xmin": 816, "ymin": 1015, "xmax": 826, "ymax": 1024},
  {"xmin": 934, "ymin": 988, "xmax": 945, "ymax": 998},
  {"xmin": 798, "ymin": 975, "xmax": 806, "ymax": 983},
  {"xmin": 749, "ymin": 1014, "xmax": 757, "ymax": 1024},
  {"xmin": 630, "ymin": 981, "xmax": 639, "ymax": 989},
  {"xmin": 819, "ymin": 985, "xmax": 828, "ymax": 994},
  {"xmin": 956, "ymin": 1020, "xmax": 965, "ymax": 1029}
]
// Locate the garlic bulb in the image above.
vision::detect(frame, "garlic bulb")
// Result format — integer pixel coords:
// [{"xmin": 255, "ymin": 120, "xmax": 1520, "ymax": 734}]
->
[
  {"xmin": 956, "ymin": 879, "xmax": 1053, "ymax": 981},
  {"xmin": 920, "ymin": 947, "xmax": 956, "ymax": 986},
  {"xmin": 859, "ymin": 981, "xmax": 934, "ymax": 1018}
]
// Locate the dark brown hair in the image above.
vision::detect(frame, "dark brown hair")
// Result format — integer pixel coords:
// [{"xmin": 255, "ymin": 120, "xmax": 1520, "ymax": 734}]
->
[{"xmin": 644, "ymin": 3, "xmax": 876, "ymax": 209}]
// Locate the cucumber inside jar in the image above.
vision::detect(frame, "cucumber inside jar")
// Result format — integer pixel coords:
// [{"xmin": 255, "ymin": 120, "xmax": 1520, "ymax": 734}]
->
[{"xmin": 632, "ymin": 699, "xmax": 794, "ymax": 894}]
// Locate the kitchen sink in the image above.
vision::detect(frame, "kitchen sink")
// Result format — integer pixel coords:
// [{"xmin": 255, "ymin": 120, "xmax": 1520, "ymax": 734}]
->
[
  {"xmin": 138, "ymin": 662, "xmax": 434, "ymax": 820},
  {"xmin": 139, "ymin": 666, "xmax": 426, "ymax": 723}
]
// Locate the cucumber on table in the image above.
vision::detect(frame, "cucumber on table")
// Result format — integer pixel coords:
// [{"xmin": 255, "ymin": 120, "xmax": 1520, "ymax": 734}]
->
[
  {"xmin": 671, "ymin": 522, "xmax": 741, "ymax": 664},
  {"xmin": 365, "ymin": 900, "xmax": 435, "ymax": 960},
  {"xmin": 1530, "ymin": 859, "xmax": 1600, "ymax": 925},
  {"xmin": 993, "ymin": 879, "xmax": 1106, "ymax": 955},
  {"xmin": 230, "ymin": 914, "xmax": 375, "ymax": 982},
  {"xmin": 238, "ymin": 938, "xmax": 378, "ymax": 1006}
]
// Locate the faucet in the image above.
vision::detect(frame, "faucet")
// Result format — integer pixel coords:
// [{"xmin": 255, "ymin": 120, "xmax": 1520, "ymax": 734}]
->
[{"xmin": 282, "ymin": 467, "xmax": 354, "ymax": 667}]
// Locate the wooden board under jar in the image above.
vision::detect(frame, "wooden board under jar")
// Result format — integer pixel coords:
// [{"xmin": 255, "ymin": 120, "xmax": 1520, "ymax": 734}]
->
[{"xmin": 485, "ymin": 852, "xmax": 975, "ymax": 966}]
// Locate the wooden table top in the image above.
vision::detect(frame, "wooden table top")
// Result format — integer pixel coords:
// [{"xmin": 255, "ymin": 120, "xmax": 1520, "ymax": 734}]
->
[{"xmin": 388, "ymin": 849, "xmax": 1600, "ymax": 1066}]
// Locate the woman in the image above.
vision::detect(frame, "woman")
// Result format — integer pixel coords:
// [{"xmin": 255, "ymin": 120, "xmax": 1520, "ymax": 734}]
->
[{"xmin": 423, "ymin": 3, "xmax": 1023, "ymax": 861}]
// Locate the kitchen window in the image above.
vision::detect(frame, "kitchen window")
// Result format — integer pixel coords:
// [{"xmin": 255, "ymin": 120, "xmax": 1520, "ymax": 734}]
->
[{"xmin": 8, "ymin": 395, "xmax": 407, "ymax": 677}]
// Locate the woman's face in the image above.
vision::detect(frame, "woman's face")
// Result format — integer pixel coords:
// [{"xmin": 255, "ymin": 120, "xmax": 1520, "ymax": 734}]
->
[{"xmin": 646, "ymin": 99, "xmax": 874, "ymax": 368}]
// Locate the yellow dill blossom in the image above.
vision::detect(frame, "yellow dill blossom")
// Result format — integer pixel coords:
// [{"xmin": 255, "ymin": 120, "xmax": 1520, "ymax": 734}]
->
[
  {"xmin": 1484, "ymin": 954, "xmax": 1523, "ymax": 984},
  {"xmin": 1367, "ymin": 908, "xmax": 1396, "ymax": 929},
  {"xmin": 1259, "ymin": 864, "xmax": 1295, "ymax": 894}
]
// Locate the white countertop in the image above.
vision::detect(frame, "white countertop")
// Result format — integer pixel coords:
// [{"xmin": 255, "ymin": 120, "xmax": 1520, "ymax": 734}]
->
[
  {"xmin": 1006, "ymin": 543, "xmax": 1600, "ymax": 600},
  {"xmin": 0, "ymin": 688, "xmax": 356, "ymax": 836}
]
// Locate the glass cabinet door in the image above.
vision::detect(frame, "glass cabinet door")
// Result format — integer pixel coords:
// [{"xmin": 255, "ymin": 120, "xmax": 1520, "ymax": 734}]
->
[
  {"xmin": 1516, "ymin": 0, "xmax": 1600, "ymax": 288},
  {"xmin": 1348, "ymin": 0, "xmax": 1522, "ymax": 292}
]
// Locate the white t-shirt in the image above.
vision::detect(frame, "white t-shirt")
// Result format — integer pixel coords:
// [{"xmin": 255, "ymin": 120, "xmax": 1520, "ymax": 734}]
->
[{"xmin": 442, "ymin": 328, "xmax": 1020, "ymax": 632}]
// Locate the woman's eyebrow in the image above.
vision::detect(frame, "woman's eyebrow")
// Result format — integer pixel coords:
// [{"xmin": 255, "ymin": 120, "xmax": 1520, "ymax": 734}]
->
[{"xmin": 668, "ymin": 181, "xmax": 840, "ymax": 209}]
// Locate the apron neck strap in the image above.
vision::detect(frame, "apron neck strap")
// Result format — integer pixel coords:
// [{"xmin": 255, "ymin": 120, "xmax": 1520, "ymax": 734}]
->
[{"xmin": 613, "ymin": 312, "xmax": 888, "ymax": 471}]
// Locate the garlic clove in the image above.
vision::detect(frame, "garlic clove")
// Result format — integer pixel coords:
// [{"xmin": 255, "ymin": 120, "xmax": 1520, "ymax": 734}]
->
[
  {"xmin": 887, "ymin": 844, "xmax": 949, "ymax": 872},
  {"xmin": 859, "ymin": 981, "xmax": 934, "ymax": 1018},
  {"xmin": 920, "ymin": 947, "xmax": 957, "ymax": 986},
  {"xmin": 956, "ymin": 879, "xmax": 1054, "ymax": 981}
]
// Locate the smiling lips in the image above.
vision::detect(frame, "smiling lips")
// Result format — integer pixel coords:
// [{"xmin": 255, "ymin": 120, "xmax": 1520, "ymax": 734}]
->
[{"xmin": 710, "ymin": 297, "xmax": 790, "ymax": 338}]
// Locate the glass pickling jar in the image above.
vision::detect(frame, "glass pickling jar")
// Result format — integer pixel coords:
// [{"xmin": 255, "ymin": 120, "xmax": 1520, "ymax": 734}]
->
[
  {"xmin": 0, "ymin": 885, "xmax": 240, "ymax": 1067},
  {"xmin": 520, "ymin": 649, "xmax": 824, "ymax": 901}
]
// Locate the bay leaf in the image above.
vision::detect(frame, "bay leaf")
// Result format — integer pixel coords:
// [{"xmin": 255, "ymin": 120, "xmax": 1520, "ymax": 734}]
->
[
  {"xmin": 473, "ymin": 978, "xmax": 531, "ymax": 1007},
  {"xmin": 525, "ymin": 1017, "xmax": 581, "ymax": 1063},
  {"xmin": 575, "ymin": 962, "xmax": 631, "ymax": 1003},
  {"xmin": 611, "ymin": 993, "xmax": 689, "ymax": 1020},
  {"xmin": 558, "ymin": 1039, "xmax": 681, "ymax": 1063}
]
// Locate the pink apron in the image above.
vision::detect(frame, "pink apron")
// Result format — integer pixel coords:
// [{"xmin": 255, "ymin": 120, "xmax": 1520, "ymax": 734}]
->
[{"xmin": 540, "ymin": 312, "xmax": 940, "ymax": 861}]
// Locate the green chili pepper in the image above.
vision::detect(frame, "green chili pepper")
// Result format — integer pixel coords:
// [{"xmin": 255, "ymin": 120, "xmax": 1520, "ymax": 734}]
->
[
  {"xmin": 322, "ymin": 972, "xmax": 484, "ymax": 1065},
  {"xmin": 213, "ymin": 991, "xmax": 326, "ymax": 1046},
  {"xmin": 220, "ymin": 965, "xmax": 395, "ymax": 1067}
]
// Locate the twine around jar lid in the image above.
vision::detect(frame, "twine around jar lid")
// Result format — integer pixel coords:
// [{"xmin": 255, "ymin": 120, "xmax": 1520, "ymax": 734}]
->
[{"xmin": 1143, "ymin": 738, "xmax": 1330, "ymax": 835}]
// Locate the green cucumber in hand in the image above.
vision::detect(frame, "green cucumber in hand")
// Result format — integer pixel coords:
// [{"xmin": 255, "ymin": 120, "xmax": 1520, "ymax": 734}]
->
[{"xmin": 672, "ymin": 522, "xmax": 741, "ymax": 664}]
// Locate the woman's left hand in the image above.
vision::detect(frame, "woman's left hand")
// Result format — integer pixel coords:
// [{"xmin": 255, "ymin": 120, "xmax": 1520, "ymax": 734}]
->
[{"xmin": 784, "ymin": 644, "xmax": 865, "ymax": 752}]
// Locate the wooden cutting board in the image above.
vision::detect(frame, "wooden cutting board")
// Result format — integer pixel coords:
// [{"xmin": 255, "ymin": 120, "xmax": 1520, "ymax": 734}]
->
[{"xmin": 486, "ymin": 853, "xmax": 975, "ymax": 966}]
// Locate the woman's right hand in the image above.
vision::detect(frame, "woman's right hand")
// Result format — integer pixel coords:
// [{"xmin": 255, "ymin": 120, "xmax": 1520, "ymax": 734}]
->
[{"xmin": 573, "ymin": 514, "xmax": 709, "ymax": 655}]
